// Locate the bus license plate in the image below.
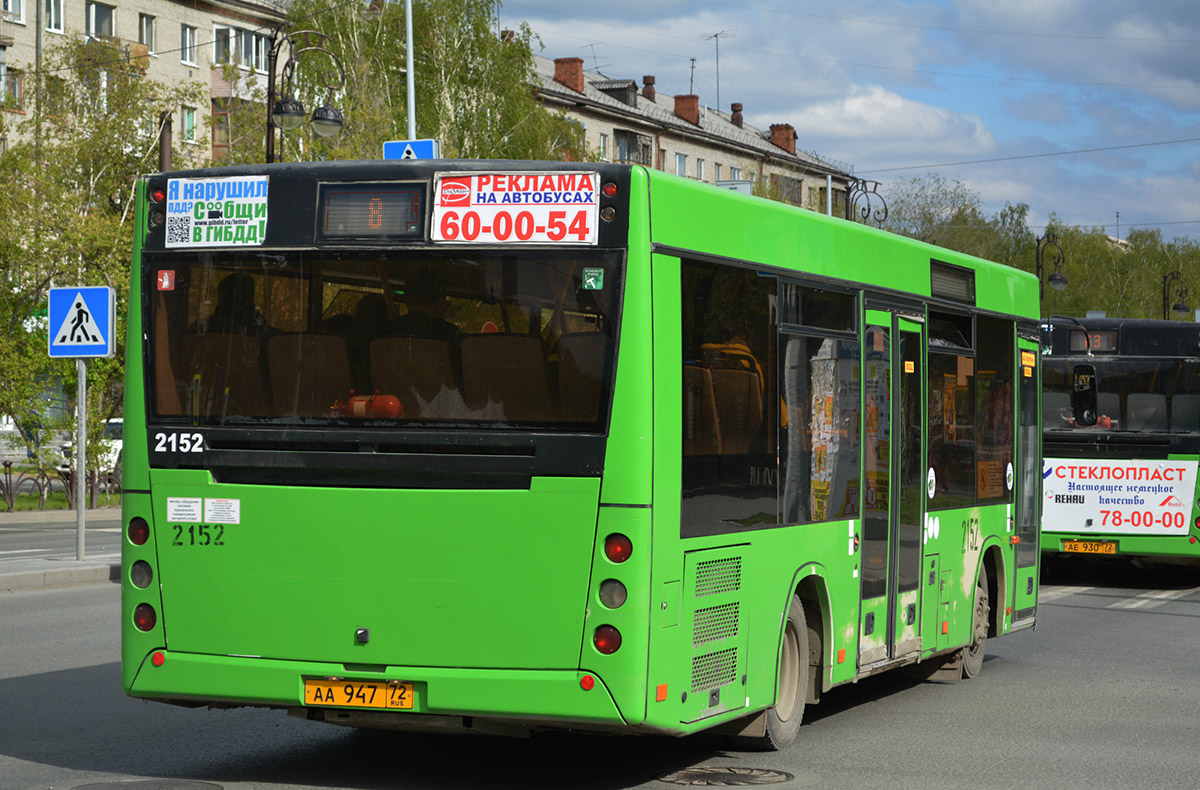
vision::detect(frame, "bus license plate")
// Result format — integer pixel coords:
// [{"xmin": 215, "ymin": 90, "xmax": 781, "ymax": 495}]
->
[
  {"xmin": 1063, "ymin": 540, "xmax": 1116, "ymax": 555},
  {"xmin": 303, "ymin": 679, "xmax": 414, "ymax": 710}
]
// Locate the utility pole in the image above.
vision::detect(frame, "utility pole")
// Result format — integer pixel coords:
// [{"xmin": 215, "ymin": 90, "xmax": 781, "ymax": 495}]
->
[{"xmin": 689, "ymin": 58, "xmax": 696, "ymax": 94}]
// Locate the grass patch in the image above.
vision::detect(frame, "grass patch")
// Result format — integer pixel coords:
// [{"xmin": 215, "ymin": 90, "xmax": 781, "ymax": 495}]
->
[{"xmin": 0, "ymin": 491, "xmax": 121, "ymax": 512}]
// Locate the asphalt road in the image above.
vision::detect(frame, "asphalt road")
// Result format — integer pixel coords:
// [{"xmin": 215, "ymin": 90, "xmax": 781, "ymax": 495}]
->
[{"xmin": 0, "ymin": 561, "xmax": 1197, "ymax": 790}]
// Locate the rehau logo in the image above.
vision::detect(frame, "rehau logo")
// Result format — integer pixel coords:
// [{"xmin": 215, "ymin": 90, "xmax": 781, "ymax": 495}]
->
[{"xmin": 1054, "ymin": 494, "xmax": 1085, "ymax": 504}]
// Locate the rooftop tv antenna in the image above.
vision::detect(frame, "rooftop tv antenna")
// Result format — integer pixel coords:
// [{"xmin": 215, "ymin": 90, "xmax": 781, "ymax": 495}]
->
[{"xmin": 704, "ymin": 30, "xmax": 735, "ymax": 109}]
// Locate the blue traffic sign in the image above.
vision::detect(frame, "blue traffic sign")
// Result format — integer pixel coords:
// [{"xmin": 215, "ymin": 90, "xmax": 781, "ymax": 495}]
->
[
  {"xmin": 48, "ymin": 286, "xmax": 116, "ymax": 358},
  {"xmin": 383, "ymin": 138, "xmax": 442, "ymax": 160}
]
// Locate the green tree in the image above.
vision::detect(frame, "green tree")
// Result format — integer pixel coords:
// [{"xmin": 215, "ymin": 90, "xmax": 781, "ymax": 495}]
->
[
  {"xmin": 259, "ymin": 0, "xmax": 585, "ymax": 164},
  {"xmin": 0, "ymin": 39, "xmax": 203, "ymax": 497}
]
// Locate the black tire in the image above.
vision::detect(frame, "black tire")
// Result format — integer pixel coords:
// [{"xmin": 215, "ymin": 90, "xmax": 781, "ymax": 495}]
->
[
  {"xmin": 962, "ymin": 564, "xmax": 989, "ymax": 679},
  {"xmin": 741, "ymin": 596, "xmax": 807, "ymax": 750}
]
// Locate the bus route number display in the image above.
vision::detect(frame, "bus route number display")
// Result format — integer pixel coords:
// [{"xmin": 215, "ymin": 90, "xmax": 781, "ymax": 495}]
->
[{"xmin": 431, "ymin": 172, "xmax": 598, "ymax": 245}]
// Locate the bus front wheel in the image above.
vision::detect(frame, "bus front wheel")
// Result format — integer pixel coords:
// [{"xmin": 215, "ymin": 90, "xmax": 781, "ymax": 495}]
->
[{"xmin": 962, "ymin": 565, "xmax": 989, "ymax": 678}]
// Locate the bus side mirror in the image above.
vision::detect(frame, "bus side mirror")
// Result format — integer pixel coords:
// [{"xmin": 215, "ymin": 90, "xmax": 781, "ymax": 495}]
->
[{"xmin": 1072, "ymin": 364, "xmax": 1098, "ymax": 427}]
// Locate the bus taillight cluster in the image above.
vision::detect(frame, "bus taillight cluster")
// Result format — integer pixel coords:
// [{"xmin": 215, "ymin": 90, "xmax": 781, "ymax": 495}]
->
[{"xmin": 592, "ymin": 533, "xmax": 633, "ymax": 655}]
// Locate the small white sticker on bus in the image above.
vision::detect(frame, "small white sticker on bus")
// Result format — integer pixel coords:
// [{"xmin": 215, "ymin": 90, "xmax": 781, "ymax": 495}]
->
[
  {"xmin": 166, "ymin": 497, "xmax": 202, "ymax": 523},
  {"xmin": 204, "ymin": 498, "xmax": 241, "ymax": 525}
]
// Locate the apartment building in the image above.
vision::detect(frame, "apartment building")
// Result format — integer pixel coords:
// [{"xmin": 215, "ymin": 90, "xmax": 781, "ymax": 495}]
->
[
  {"xmin": 0, "ymin": 0, "xmax": 284, "ymax": 157},
  {"xmin": 534, "ymin": 55, "xmax": 852, "ymax": 213}
]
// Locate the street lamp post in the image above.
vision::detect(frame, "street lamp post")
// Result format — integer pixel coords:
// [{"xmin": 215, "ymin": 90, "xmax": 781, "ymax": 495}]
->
[
  {"xmin": 1162, "ymin": 270, "xmax": 1190, "ymax": 320},
  {"xmin": 1036, "ymin": 231, "xmax": 1067, "ymax": 306},
  {"xmin": 265, "ymin": 25, "xmax": 347, "ymax": 163},
  {"xmin": 845, "ymin": 177, "xmax": 889, "ymax": 228}
]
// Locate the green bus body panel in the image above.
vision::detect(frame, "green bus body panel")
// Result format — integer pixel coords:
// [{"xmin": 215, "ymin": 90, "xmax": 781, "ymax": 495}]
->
[
  {"xmin": 598, "ymin": 166, "xmax": 654, "ymax": 507},
  {"xmin": 644, "ymin": 171, "xmax": 1038, "ymax": 318},
  {"xmin": 128, "ymin": 653, "xmax": 625, "ymax": 725},
  {"xmin": 146, "ymin": 474, "xmax": 600, "ymax": 669}
]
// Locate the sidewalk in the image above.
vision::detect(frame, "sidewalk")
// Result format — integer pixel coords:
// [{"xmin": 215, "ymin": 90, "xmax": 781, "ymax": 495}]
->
[{"xmin": 0, "ymin": 507, "xmax": 122, "ymax": 593}]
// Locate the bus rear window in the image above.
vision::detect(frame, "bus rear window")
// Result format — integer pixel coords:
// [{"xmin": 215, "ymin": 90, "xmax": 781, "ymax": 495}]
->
[{"xmin": 145, "ymin": 250, "xmax": 622, "ymax": 430}]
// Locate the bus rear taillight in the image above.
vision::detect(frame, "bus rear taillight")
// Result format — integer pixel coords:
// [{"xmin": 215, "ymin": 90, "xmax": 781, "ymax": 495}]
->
[
  {"xmin": 133, "ymin": 604, "xmax": 157, "ymax": 632},
  {"xmin": 128, "ymin": 517, "xmax": 149, "ymax": 546},
  {"xmin": 130, "ymin": 561, "xmax": 153, "ymax": 589},
  {"xmin": 594, "ymin": 625, "xmax": 622, "ymax": 654},
  {"xmin": 602, "ymin": 182, "xmax": 618, "ymax": 197},
  {"xmin": 604, "ymin": 533, "xmax": 632, "ymax": 563}
]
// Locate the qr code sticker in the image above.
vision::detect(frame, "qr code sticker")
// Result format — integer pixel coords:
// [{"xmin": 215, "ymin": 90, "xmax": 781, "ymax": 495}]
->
[{"xmin": 166, "ymin": 217, "xmax": 191, "ymax": 245}]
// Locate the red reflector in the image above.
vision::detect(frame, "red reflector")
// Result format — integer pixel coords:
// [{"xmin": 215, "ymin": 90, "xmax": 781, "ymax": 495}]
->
[
  {"xmin": 128, "ymin": 517, "xmax": 150, "ymax": 546},
  {"xmin": 152, "ymin": 651, "xmax": 165, "ymax": 667},
  {"xmin": 656, "ymin": 683, "xmax": 668, "ymax": 702},
  {"xmin": 602, "ymin": 181, "xmax": 618, "ymax": 197},
  {"xmin": 942, "ymin": 621, "xmax": 949, "ymax": 635},
  {"xmin": 580, "ymin": 674, "xmax": 595, "ymax": 691},
  {"xmin": 594, "ymin": 625, "xmax": 622, "ymax": 655},
  {"xmin": 1010, "ymin": 535, "xmax": 1021, "ymax": 545},
  {"xmin": 604, "ymin": 533, "xmax": 633, "ymax": 563},
  {"xmin": 134, "ymin": 603, "xmax": 157, "ymax": 632}
]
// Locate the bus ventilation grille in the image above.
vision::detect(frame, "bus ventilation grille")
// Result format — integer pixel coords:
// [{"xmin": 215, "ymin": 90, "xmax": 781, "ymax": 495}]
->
[
  {"xmin": 692, "ymin": 647, "xmax": 738, "ymax": 692},
  {"xmin": 693, "ymin": 602, "xmax": 740, "ymax": 647},
  {"xmin": 694, "ymin": 556, "xmax": 742, "ymax": 597}
]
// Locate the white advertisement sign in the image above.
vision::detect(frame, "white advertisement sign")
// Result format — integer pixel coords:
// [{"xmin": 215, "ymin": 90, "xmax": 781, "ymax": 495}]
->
[
  {"xmin": 1042, "ymin": 457, "xmax": 1197, "ymax": 535},
  {"xmin": 431, "ymin": 172, "xmax": 598, "ymax": 245}
]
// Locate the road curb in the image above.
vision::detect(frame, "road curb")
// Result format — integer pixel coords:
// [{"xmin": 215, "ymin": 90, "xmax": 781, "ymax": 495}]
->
[{"xmin": 0, "ymin": 558, "xmax": 121, "ymax": 593}]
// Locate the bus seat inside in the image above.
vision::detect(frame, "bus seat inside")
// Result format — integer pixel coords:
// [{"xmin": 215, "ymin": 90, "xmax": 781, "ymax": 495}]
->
[
  {"xmin": 1171, "ymin": 394, "xmax": 1200, "ymax": 432},
  {"xmin": 179, "ymin": 332, "xmax": 271, "ymax": 418},
  {"xmin": 369, "ymin": 337, "xmax": 465, "ymax": 419},
  {"xmin": 683, "ymin": 365, "xmax": 722, "ymax": 455},
  {"xmin": 268, "ymin": 333, "xmax": 355, "ymax": 418},
  {"xmin": 556, "ymin": 332, "xmax": 610, "ymax": 423},
  {"xmin": 1126, "ymin": 393, "xmax": 1168, "ymax": 432},
  {"xmin": 460, "ymin": 334, "xmax": 554, "ymax": 422}
]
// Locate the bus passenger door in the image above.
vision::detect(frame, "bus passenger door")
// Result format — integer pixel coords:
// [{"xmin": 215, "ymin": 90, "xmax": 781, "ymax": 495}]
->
[
  {"xmin": 859, "ymin": 312, "xmax": 924, "ymax": 666},
  {"xmin": 1011, "ymin": 339, "xmax": 1040, "ymax": 626}
]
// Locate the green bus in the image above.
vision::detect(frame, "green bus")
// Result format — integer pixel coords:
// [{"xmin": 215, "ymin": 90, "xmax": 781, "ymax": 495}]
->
[
  {"xmin": 122, "ymin": 160, "xmax": 1040, "ymax": 747},
  {"xmin": 1042, "ymin": 315, "xmax": 1200, "ymax": 564}
]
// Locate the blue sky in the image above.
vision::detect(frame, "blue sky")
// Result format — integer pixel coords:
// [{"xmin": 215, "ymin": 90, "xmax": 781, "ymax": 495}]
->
[{"xmin": 504, "ymin": 0, "xmax": 1200, "ymax": 240}]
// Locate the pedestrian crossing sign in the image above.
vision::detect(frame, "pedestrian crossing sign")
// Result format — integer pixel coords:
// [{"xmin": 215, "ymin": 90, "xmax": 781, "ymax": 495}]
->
[{"xmin": 48, "ymin": 286, "xmax": 116, "ymax": 358}]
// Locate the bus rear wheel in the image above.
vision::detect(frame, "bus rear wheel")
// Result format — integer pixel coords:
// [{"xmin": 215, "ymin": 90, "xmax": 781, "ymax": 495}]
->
[
  {"xmin": 962, "ymin": 565, "xmax": 989, "ymax": 679},
  {"xmin": 741, "ymin": 596, "xmax": 807, "ymax": 750}
]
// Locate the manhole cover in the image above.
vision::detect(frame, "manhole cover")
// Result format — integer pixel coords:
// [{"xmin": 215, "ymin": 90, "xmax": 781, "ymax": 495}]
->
[
  {"xmin": 74, "ymin": 777, "xmax": 223, "ymax": 782},
  {"xmin": 658, "ymin": 767, "xmax": 794, "ymax": 786}
]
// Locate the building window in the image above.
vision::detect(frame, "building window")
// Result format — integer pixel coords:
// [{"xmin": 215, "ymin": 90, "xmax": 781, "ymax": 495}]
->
[
  {"xmin": 2, "ymin": 0, "xmax": 23, "ymax": 23},
  {"xmin": 696, "ymin": 158, "xmax": 705, "ymax": 181},
  {"xmin": 2, "ymin": 62, "xmax": 22, "ymax": 112},
  {"xmin": 239, "ymin": 29, "xmax": 267, "ymax": 72},
  {"xmin": 139, "ymin": 14, "xmax": 156, "ymax": 52},
  {"xmin": 614, "ymin": 129, "xmax": 652, "ymax": 166},
  {"xmin": 714, "ymin": 163, "xmax": 722, "ymax": 181},
  {"xmin": 181, "ymin": 106, "xmax": 196, "ymax": 142},
  {"xmin": 85, "ymin": 1, "xmax": 114, "ymax": 38},
  {"xmin": 214, "ymin": 25, "xmax": 234, "ymax": 65},
  {"xmin": 45, "ymin": 0, "xmax": 62, "ymax": 32},
  {"xmin": 676, "ymin": 152, "xmax": 687, "ymax": 177},
  {"xmin": 658, "ymin": 148, "xmax": 666, "ymax": 170},
  {"xmin": 598, "ymin": 133, "xmax": 608, "ymax": 161},
  {"xmin": 730, "ymin": 166, "xmax": 742, "ymax": 180},
  {"xmin": 181, "ymin": 25, "xmax": 197, "ymax": 65},
  {"xmin": 772, "ymin": 174, "xmax": 803, "ymax": 205}
]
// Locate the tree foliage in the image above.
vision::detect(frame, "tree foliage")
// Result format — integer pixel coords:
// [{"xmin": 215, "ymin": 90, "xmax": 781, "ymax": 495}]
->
[
  {"xmin": 881, "ymin": 173, "xmax": 1200, "ymax": 320},
  {"xmin": 0, "ymin": 39, "xmax": 203, "ymax": 475},
  {"xmin": 222, "ymin": 0, "xmax": 587, "ymax": 165}
]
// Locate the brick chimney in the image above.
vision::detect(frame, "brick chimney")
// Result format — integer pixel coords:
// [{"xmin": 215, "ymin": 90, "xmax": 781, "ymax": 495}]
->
[
  {"xmin": 730, "ymin": 102, "xmax": 743, "ymax": 128},
  {"xmin": 770, "ymin": 123, "xmax": 796, "ymax": 154},
  {"xmin": 674, "ymin": 94, "xmax": 700, "ymax": 125},
  {"xmin": 554, "ymin": 57, "xmax": 585, "ymax": 93},
  {"xmin": 642, "ymin": 75, "xmax": 656, "ymax": 102}
]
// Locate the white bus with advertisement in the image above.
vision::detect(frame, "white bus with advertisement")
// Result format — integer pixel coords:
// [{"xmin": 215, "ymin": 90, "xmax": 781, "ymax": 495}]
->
[{"xmin": 1042, "ymin": 316, "xmax": 1200, "ymax": 564}]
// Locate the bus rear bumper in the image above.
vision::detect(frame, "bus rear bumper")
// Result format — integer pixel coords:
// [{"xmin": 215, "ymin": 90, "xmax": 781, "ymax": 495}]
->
[{"xmin": 127, "ymin": 650, "xmax": 629, "ymax": 730}]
